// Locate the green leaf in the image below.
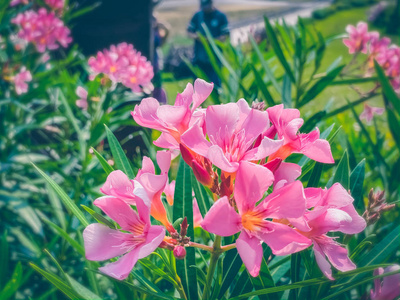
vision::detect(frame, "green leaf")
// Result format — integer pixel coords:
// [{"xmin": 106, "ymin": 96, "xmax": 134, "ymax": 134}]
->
[
  {"xmin": 374, "ymin": 60, "xmax": 400, "ymax": 114},
  {"xmin": 139, "ymin": 258, "xmax": 178, "ymax": 286},
  {"xmin": 173, "ymin": 158, "xmax": 198, "ymax": 300},
  {"xmin": 0, "ymin": 262, "xmax": 22, "ymax": 300},
  {"xmin": 105, "ymin": 125, "xmax": 135, "ymax": 179},
  {"xmin": 249, "ymin": 35, "xmax": 281, "ymax": 95},
  {"xmin": 91, "ymin": 147, "xmax": 114, "ymax": 175},
  {"xmin": 192, "ymin": 173, "xmax": 213, "ymax": 219},
  {"xmin": 249, "ymin": 252, "xmax": 277, "ymax": 300},
  {"xmin": 330, "ymin": 77, "xmax": 379, "ymax": 85},
  {"xmin": 30, "ymin": 263, "xmax": 81, "ymax": 299},
  {"xmin": 81, "ymin": 204, "xmax": 115, "ymax": 228},
  {"xmin": 289, "ymin": 253, "xmax": 301, "ymax": 300},
  {"xmin": 264, "ymin": 17, "xmax": 295, "ymax": 83},
  {"xmin": 251, "ymin": 65, "xmax": 276, "ymax": 107},
  {"xmin": 66, "ymin": 275, "xmax": 101, "ymax": 300},
  {"xmin": 307, "ymin": 162, "xmax": 324, "ymax": 188},
  {"xmin": 32, "ymin": 163, "xmax": 89, "ymax": 227},
  {"xmin": 218, "ymin": 249, "xmax": 243, "ymax": 298},
  {"xmin": 386, "ymin": 108, "xmax": 400, "ymax": 150},
  {"xmin": 349, "ymin": 160, "xmax": 365, "ymax": 210},
  {"xmin": 282, "ymin": 74, "xmax": 292, "ymax": 108},
  {"xmin": 299, "ymin": 65, "xmax": 344, "ymax": 108},
  {"xmin": 47, "ymin": 183, "xmax": 66, "ymax": 230},
  {"xmin": 331, "ymin": 150, "xmax": 350, "ymax": 190}
]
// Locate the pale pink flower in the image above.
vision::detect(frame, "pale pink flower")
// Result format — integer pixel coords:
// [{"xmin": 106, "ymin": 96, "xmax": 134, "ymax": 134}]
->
[
  {"xmin": 343, "ymin": 22, "xmax": 370, "ymax": 54},
  {"xmin": 132, "ymin": 79, "xmax": 213, "ymax": 150},
  {"xmin": 11, "ymin": 8, "xmax": 72, "ymax": 53},
  {"xmin": 100, "ymin": 151, "xmax": 175, "ymax": 233},
  {"xmin": 371, "ymin": 265, "xmax": 400, "ymax": 300},
  {"xmin": 181, "ymin": 99, "xmax": 284, "ymax": 173},
  {"xmin": 266, "ymin": 104, "xmax": 334, "ymax": 164},
  {"xmin": 88, "ymin": 43, "xmax": 154, "ymax": 93},
  {"xmin": 201, "ymin": 162, "xmax": 312, "ymax": 277},
  {"xmin": 83, "ymin": 192, "xmax": 165, "ymax": 280},
  {"xmin": 75, "ymin": 86, "xmax": 88, "ymax": 110},
  {"xmin": 360, "ymin": 104, "xmax": 384, "ymax": 124},
  {"xmin": 298, "ymin": 183, "xmax": 366, "ymax": 280},
  {"xmin": 14, "ymin": 67, "xmax": 32, "ymax": 95}
]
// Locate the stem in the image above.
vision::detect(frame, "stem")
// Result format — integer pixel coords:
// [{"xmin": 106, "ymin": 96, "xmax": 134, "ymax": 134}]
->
[
  {"xmin": 175, "ymin": 279, "xmax": 187, "ymax": 300},
  {"xmin": 202, "ymin": 235, "xmax": 222, "ymax": 300},
  {"xmin": 189, "ymin": 242, "xmax": 213, "ymax": 252},
  {"xmin": 221, "ymin": 243, "xmax": 236, "ymax": 252}
]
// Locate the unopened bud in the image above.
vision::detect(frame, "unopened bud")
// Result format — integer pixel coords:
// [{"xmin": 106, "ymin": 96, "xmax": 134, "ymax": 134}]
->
[
  {"xmin": 180, "ymin": 217, "xmax": 188, "ymax": 237},
  {"xmin": 263, "ymin": 158, "xmax": 282, "ymax": 173},
  {"xmin": 251, "ymin": 100, "xmax": 266, "ymax": 111},
  {"xmin": 192, "ymin": 160, "xmax": 213, "ymax": 187},
  {"xmin": 180, "ymin": 144, "xmax": 194, "ymax": 166},
  {"xmin": 159, "ymin": 241, "xmax": 175, "ymax": 251},
  {"xmin": 173, "ymin": 246, "xmax": 186, "ymax": 260}
]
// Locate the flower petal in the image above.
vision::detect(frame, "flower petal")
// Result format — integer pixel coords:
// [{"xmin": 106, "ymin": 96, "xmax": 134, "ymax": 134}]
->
[
  {"xmin": 205, "ymin": 103, "xmax": 239, "ymax": 144},
  {"xmin": 313, "ymin": 241, "xmax": 334, "ymax": 280},
  {"xmin": 99, "ymin": 248, "xmax": 140, "ymax": 280},
  {"xmin": 207, "ymin": 145, "xmax": 239, "ymax": 173},
  {"xmin": 236, "ymin": 231, "xmax": 263, "ymax": 277},
  {"xmin": 243, "ymin": 137, "xmax": 284, "ymax": 161},
  {"xmin": 138, "ymin": 225, "xmax": 165, "ymax": 259},
  {"xmin": 192, "ymin": 79, "xmax": 213, "ymax": 110},
  {"xmin": 181, "ymin": 124, "xmax": 211, "ymax": 157}
]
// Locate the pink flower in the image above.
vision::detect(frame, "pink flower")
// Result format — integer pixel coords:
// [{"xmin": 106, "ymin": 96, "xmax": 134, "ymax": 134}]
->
[
  {"xmin": 45, "ymin": 0, "xmax": 64, "ymax": 12},
  {"xmin": 163, "ymin": 180, "xmax": 175, "ymax": 206},
  {"xmin": 75, "ymin": 86, "xmax": 88, "ymax": 110},
  {"xmin": 201, "ymin": 162, "xmax": 312, "ymax": 276},
  {"xmin": 11, "ymin": 8, "xmax": 72, "ymax": 53},
  {"xmin": 83, "ymin": 192, "xmax": 165, "ymax": 280},
  {"xmin": 266, "ymin": 104, "xmax": 334, "ymax": 164},
  {"xmin": 132, "ymin": 79, "xmax": 213, "ymax": 150},
  {"xmin": 360, "ymin": 104, "xmax": 384, "ymax": 124},
  {"xmin": 371, "ymin": 265, "xmax": 400, "ymax": 300},
  {"xmin": 343, "ymin": 22, "xmax": 370, "ymax": 54},
  {"xmin": 298, "ymin": 183, "xmax": 366, "ymax": 280},
  {"xmin": 14, "ymin": 67, "xmax": 32, "ymax": 95},
  {"xmin": 10, "ymin": 0, "xmax": 29, "ymax": 6},
  {"xmin": 100, "ymin": 151, "xmax": 175, "ymax": 233},
  {"xmin": 88, "ymin": 43, "xmax": 154, "ymax": 93},
  {"xmin": 181, "ymin": 99, "xmax": 284, "ymax": 173}
]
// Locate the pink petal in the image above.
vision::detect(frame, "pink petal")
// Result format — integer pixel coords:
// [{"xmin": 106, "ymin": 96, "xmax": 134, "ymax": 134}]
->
[
  {"xmin": 140, "ymin": 156, "xmax": 155, "ymax": 175},
  {"xmin": 83, "ymin": 223, "xmax": 130, "ymax": 261},
  {"xmin": 76, "ymin": 86, "xmax": 88, "ymax": 99},
  {"xmin": 302, "ymin": 139, "xmax": 334, "ymax": 164},
  {"xmin": 207, "ymin": 145, "xmax": 239, "ymax": 173},
  {"xmin": 236, "ymin": 231, "xmax": 263, "ymax": 277},
  {"xmin": 273, "ymin": 162, "xmax": 301, "ymax": 189},
  {"xmin": 137, "ymin": 173, "xmax": 168, "ymax": 202},
  {"xmin": 132, "ymin": 97, "xmax": 162, "ymax": 130},
  {"xmin": 258, "ymin": 222, "xmax": 312, "ymax": 255},
  {"xmin": 243, "ymin": 137, "xmax": 284, "ymax": 161},
  {"xmin": 99, "ymin": 248, "xmax": 140, "ymax": 280},
  {"xmin": 138, "ymin": 225, "xmax": 165, "ymax": 259},
  {"xmin": 201, "ymin": 196, "xmax": 242, "ymax": 236},
  {"xmin": 100, "ymin": 170, "xmax": 135, "ymax": 202},
  {"xmin": 261, "ymin": 181, "xmax": 306, "ymax": 219},
  {"xmin": 181, "ymin": 124, "xmax": 211, "ymax": 157},
  {"xmin": 94, "ymin": 196, "xmax": 142, "ymax": 231},
  {"xmin": 156, "ymin": 151, "xmax": 171, "ymax": 174},
  {"xmin": 192, "ymin": 79, "xmax": 213, "ymax": 110},
  {"xmin": 175, "ymin": 83, "xmax": 193, "ymax": 107},
  {"xmin": 285, "ymin": 118, "xmax": 304, "ymax": 141},
  {"xmin": 322, "ymin": 183, "xmax": 354, "ymax": 208},
  {"xmin": 308, "ymin": 208, "xmax": 353, "ymax": 235},
  {"xmin": 304, "ymin": 187, "xmax": 323, "ymax": 208},
  {"xmin": 338, "ymin": 204, "xmax": 366, "ymax": 234},
  {"xmin": 154, "ymin": 133, "xmax": 179, "ymax": 150},
  {"xmin": 157, "ymin": 105, "xmax": 188, "ymax": 129},
  {"xmin": 234, "ymin": 161, "xmax": 274, "ymax": 214},
  {"xmin": 320, "ymin": 239, "xmax": 355, "ymax": 273},
  {"xmin": 205, "ymin": 103, "xmax": 239, "ymax": 143},
  {"xmin": 377, "ymin": 265, "xmax": 400, "ymax": 300},
  {"xmin": 313, "ymin": 242, "xmax": 334, "ymax": 280}
]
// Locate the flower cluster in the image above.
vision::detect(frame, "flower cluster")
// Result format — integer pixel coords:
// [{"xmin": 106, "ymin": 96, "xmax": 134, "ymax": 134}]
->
[
  {"xmin": 44, "ymin": 0, "xmax": 65, "ymax": 12},
  {"xmin": 11, "ymin": 8, "xmax": 72, "ymax": 53},
  {"xmin": 13, "ymin": 66, "xmax": 32, "ymax": 95},
  {"xmin": 88, "ymin": 43, "xmax": 154, "ymax": 93},
  {"xmin": 343, "ymin": 22, "xmax": 400, "ymax": 93},
  {"xmin": 84, "ymin": 79, "xmax": 366, "ymax": 281}
]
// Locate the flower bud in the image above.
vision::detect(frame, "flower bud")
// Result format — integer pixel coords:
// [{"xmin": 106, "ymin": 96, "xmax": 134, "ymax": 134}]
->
[
  {"xmin": 192, "ymin": 160, "xmax": 213, "ymax": 187},
  {"xmin": 180, "ymin": 217, "xmax": 188, "ymax": 237},
  {"xmin": 180, "ymin": 144, "xmax": 194, "ymax": 166},
  {"xmin": 173, "ymin": 246, "xmax": 186, "ymax": 260}
]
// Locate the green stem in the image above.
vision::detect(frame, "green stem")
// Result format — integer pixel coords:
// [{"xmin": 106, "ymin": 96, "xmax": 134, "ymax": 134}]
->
[
  {"xmin": 202, "ymin": 235, "xmax": 222, "ymax": 300},
  {"xmin": 175, "ymin": 278, "xmax": 187, "ymax": 300}
]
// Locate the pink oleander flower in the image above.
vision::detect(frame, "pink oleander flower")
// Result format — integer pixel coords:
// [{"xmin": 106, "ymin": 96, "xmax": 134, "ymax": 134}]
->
[
  {"xmin": 201, "ymin": 162, "xmax": 312, "ymax": 277},
  {"xmin": 181, "ymin": 99, "xmax": 284, "ymax": 174},
  {"xmin": 83, "ymin": 193, "xmax": 165, "ymax": 280},
  {"xmin": 14, "ymin": 67, "xmax": 32, "ymax": 95},
  {"xmin": 10, "ymin": 0, "xmax": 29, "ymax": 6},
  {"xmin": 75, "ymin": 86, "xmax": 88, "ymax": 110},
  {"xmin": 100, "ymin": 151, "xmax": 175, "ymax": 233},
  {"xmin": 266, "ymin": 104, "xmax": 334, "ymax": 164},
  {"xmin": 11, "ymin": 8, "xmax": 72, "ymax": 53},
  {"xmin": 45, "ymin": 0, "xmax": 64, "ymax": 12},
  {"xmin": 163, "ymin": 180, "xmax": 175, "ymax": 206},
  {"xmin": 371, "ymin": 265, "xmax": 400, "ymax": 300},
  {"xmin": 297, "ymin": 183, "xmax": 366, "ymax": 280},
  {"xmin": 343, "ymin": 22, "xmax": 370, "ymax": 54},
  {"xmin": 88, "ymin": 43, "xmax": 154, "ymax": 93},
  {"xmin": 359, "ymin": 104, "xmax": 384, "ymax": 124},
  {"xmin": 368, "ymin": 32, "xmax": 391, "ymax": 57},
  {"xmin": 132, "ymin": 78, "xmax": 213, "ymax": 150}
]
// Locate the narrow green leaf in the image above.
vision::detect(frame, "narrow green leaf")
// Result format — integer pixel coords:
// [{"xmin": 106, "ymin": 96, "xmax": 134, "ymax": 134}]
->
[
  {"xmin": 307, "ymin": 162, "xmax": 324, "ymax": 188},
  {"xmin": 349, "ymin": 159, "xmax": 365, "ymax": 210},
  {"xmin": 289, "ymin": 253, "xmax": 301, "ymax": 300},
  {"xmin": 105, "ymin": 125, "xmax": 135, "ymax": 179},
  {"xmin": 91, "ymin": 147, "xmax": 114, "ymax": 175},
  {"xmin": 251, "ymin": 64, "xmax": 276, "ymax": 107},
  {"xmin": 0, "ymin": 262, "xmax": 22, "ymax": 300},
  {"xmin": 67, "ymin": 275, "xmax": 101, "ymax": 300},
  {"xmin": 282, "ymin": 74, "xmax": 292, "ymax": 108},
  {"xmin": 173, "ymin": 158, "xmax": 198, "ymax": 300},
  {"xmin": 192, "ymin": 173, "xmax": 213, "ymax": 219},
  {"xmin": 264, "ymin": 17, "xmax": 295, "ymax": 83},
  {"xmin": 81, "ymin": 205, "xmax": 115, "ymax": 228},
  {"xmin": 139, "ymin": 258, "xmax": 178, "ymax": 286},
  {"xmin": 386, "ymin": 108, "xmax": 400, "ymax": 150},
  {"xmin": 374, "ymin": 60, "xmax": 400, "ymax": 114},
  {"xmin": 32, "ymin": 163, "xmax": 89, "ymax": 227},
  {"xmin": 249, "ymin": 255, "xmax": 277, "ymax": 300},
  {"xmin": 47, "ymin": 183, "xmax": 66, "ymax": 230},
  {"xmin": 331, "ymin": 150, "xmax": 350, "ymax": 190},
  {"xmin": 218, "ymin": 249, "xmax": 243, "ymax": 298}
]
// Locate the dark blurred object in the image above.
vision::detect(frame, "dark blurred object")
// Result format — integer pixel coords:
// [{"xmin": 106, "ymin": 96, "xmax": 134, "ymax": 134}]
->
[
  {"xmin": 164, "ymin": 45, "xmax": 193, "ymax": 79},
  {"xmin": 72, "ymin": 0, "xmax": 152, "ymax": 58},
  {"xmin": 370, "ymin": 2, "xmax": 400, "ymax": 35}
]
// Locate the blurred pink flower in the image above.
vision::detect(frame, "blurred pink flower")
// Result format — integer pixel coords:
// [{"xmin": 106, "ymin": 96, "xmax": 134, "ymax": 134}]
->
[
  {"xmin": 132, "ymin": 78, "xmax": 213, "ymax": 150},
  {"xmin": 88, "ymin": 43, "xmax": 154, "ymax": 93},
  {"xmin": 75, "ymin": 86, "xmax": 88, "ymax": 110},
  {"xmin": 298, "ymin": 183, "xmax": 366, "ymax": 280},
  {"xmin": 83, "ymin": 194, "xmax": 165, "ymax": 280},
  {"xmin": 11, "ymin": 8, "xmax": 72, "ymax": 53},
  {"xmin": 10, "ymin": 0, "xmax": 29, "ymax": 6},
  {"xmin": 14, "ymin": 66, "xmax": 32, "ymax": 95},
  {"xmin": 266, "ymin": 104, "xmax": 334, "ymax": 164},
  {"xmin": 45, "ymin": 0, "xmax": 64, "ymax": 12},
  {"xmin": 360, "ymin": 104, "xmax": 384, "ymax": 124},
  {"xmin": 181, "ymin": 99, "xmax": 283, "ymax": 173},
  {"xmin": 201, "ymin": 162, "xmax": 312, "ymax": 276},
  {"xmin": 343, "ymin": 22, "xmax": 370, "ymax": 54},
  {"xmin": 371, "ymin": 265, "xmax": 400, "ymax": 300}
]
